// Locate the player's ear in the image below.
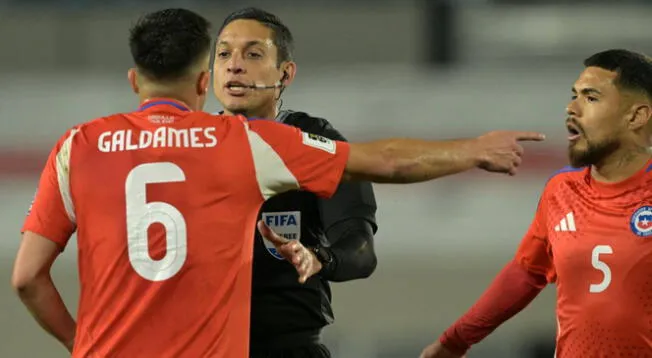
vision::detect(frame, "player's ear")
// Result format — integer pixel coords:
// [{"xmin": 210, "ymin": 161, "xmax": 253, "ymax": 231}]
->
[
  {"xmin": 279, "ymin": 61, "xmax": 297, "ymax": 87},
  {"xmin": 197, "ymin": 70, "xmax": 210, "ymax": 96},
  {"xmin": 628, "ymin": 103, "xmax": 652, "ymax": 131},
  {"xmin": 128, "ymin": 68, "xmax": 139, "ymax": 94}
]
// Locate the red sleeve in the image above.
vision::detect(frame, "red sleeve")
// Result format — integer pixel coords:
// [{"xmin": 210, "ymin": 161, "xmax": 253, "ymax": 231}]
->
[
  {"xmin": 245, "ymin": 119, "xmax": 350, "ymax": 199},
  {"xmin": 439, "ymin": 260, "xmax": 547, "ymax": 355},
  {"xmin": 21, "ymin": 130, "xmax": 77, "ymax": 248},
  {"xmin": 515, "ymin": 196, "xmax": 556, "ymax": 283}
]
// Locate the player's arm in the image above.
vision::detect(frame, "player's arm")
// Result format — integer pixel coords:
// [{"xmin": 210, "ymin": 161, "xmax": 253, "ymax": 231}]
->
[
  {"xmin": 245, "ymin": 119, "xmax": 545, "ymax": 198},
  {"xmin": 11, "ymin": 130, "xmax": 78, "ymax": 353},
  {"xmin": 12, "ymin": 232, "xmax": 76, "ymax": 352},
  {"xmin": 430, "ymin": 260, "xmax": 548, "ymax": 357},
  {"xmin": 421, "ymin": 199, "xmax": 555, "ymax": 358}
]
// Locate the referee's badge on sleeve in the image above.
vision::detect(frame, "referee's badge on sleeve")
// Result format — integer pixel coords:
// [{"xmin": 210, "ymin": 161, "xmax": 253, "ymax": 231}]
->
[{"xmin": 261, "ymin": 211, "xmax": 301, "ymax": 260}]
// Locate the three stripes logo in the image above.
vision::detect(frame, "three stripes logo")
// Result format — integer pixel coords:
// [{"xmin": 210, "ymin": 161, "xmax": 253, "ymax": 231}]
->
[{"xmin": 554, "ymin": 212, "xmax": 576, "ymax": 232}]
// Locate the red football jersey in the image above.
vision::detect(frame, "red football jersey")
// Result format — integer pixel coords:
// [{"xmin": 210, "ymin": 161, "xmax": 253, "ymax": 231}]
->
[
  {"xmin": 515, "ymin": 162, "xmax": 652, "ymax": 357},
  {"xmin": 21, "ymin": 99, "xmax": 350, "ymax": 358}
]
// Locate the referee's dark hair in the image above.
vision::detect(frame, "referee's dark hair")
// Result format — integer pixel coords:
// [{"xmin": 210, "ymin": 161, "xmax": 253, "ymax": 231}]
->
[
  {"xmin": 129, "ymin": 8, "xmax": 212, "ymax": 81},
  {"xmin": 218, "ymin": 7, "xmax": 294, "ymax": 67},
  {"xmin": 584, "ymin": 49, "xmax": 652, "ymax": 100}
]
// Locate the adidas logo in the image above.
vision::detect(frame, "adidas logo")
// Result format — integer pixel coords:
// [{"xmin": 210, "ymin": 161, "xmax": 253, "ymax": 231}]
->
[{"xmin": 554, "ymin": 212, "xmax": 576, "ymax": 232}]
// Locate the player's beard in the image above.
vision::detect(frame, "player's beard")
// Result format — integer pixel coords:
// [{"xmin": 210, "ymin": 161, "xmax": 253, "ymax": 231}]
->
[{"xmin": 568, "ymin": 136, "xmax": 621, "ymax": 168}]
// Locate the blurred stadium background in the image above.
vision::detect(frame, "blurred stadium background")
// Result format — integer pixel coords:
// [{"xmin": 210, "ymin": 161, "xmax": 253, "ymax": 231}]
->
[{"xmin": 2, "ymin": 0, "xmax": 651, "ymax": 357}]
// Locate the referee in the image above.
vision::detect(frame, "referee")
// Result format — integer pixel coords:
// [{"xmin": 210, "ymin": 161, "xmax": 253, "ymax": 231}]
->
[{"xmin": 212, "ymin": 8, "xmax": 378, "ymax": 358}]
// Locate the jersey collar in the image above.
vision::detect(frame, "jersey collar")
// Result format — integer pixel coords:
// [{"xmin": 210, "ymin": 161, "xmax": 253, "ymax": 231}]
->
[
  {"xmin": 589, "ymin": 157, "xmax": 652, "ymax": 194},
  {"xmin": 138, "ymin": 98, "xmax": 192, "ymax": 112}
]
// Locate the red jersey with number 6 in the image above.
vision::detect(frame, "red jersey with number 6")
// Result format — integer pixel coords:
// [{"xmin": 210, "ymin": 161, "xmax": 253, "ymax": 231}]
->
[
  {"xmin": 21, "ymin": 99, "xmax": 350, "ymax": 358},
  {"xmin": 515, "ymin": 162, "xmax": 652, "ymax": 357}
]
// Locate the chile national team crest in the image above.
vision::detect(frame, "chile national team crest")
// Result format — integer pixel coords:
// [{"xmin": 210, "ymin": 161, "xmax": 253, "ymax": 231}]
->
[
  {"xmin": 630, "ymin": 206, "xmax": 652, "ymax": 237},
  {"xmin": 260, "ymin": 211, "xmax": 301, "ymax": 260}
]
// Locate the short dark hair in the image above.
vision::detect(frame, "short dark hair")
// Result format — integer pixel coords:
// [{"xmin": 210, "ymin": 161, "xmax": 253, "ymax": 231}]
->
[
  {"xmin": 129, "ymin": 8, "xmax": 212, "ymax": 81},
  {"xmin": 218, "ymin": 7, "xmax": 294, "ymax": 66},
  {"xmin": 584, "ymin": 49, "xmax": 652, "ymax": 99}
]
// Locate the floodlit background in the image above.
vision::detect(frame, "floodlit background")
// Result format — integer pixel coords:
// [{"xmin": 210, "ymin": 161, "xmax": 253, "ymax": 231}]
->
[{"xmin": 2, "ymin": 1, "xmax": 650, "ymax": 357}]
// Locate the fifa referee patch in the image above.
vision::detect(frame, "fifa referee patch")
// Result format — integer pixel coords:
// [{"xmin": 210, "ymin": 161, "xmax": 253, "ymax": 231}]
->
[
  {"xmin": 302, "ymin": 132, "xmax": 335, "ymax": 154},
  {"xmin": 261, "ymin": 211, "xmax": 301, "ymax": 260}
]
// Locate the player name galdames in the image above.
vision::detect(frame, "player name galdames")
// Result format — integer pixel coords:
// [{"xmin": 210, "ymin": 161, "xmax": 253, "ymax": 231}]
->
[{"xmin": 98, "ymin": 127, "xmax": 218, "ymax": 153}]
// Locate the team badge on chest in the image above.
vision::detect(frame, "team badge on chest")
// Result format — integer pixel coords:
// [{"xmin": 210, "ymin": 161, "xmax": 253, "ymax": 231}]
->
[
  {"xmin": 630, "ymin": 206, "xmax": 652, "ymax": 237},
  {"xmin": 260, "ymin": 211, "xmax": 301, "ymax": 259}
]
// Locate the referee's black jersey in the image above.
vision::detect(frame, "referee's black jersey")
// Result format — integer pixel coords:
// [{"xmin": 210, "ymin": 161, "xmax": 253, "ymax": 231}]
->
[{"xmin": 250, "ymin": 110, "xmax": 377, "ymax": 341}]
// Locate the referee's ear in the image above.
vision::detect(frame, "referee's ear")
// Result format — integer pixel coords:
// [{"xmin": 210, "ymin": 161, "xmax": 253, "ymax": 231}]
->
[{"xmin": 279, "ymin": 61, "xmax": 297, "ymax": 88}]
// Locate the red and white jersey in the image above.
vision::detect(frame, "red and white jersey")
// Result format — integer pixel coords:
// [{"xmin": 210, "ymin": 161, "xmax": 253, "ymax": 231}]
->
[
  {"xmin": 515, "ymin": 163, "xmax": 652, "ymax": 357},
  {"xmin": 22, "ymin": 99, "xmax": 350, "ymax": 358}
]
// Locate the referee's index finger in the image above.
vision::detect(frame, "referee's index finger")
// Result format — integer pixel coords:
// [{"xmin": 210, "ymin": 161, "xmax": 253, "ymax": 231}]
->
[{"xmin": 514, "ymin": 131, "xmax": 546, "ymax": 141}]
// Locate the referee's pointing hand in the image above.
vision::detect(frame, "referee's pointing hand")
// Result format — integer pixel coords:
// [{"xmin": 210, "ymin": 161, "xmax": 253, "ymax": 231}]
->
[{"xmin": 473, "ymin": 130, "xmax": 546, "ymax": 176}]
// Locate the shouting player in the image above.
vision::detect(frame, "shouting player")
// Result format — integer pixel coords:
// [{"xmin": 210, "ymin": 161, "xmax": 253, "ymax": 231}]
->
[
  {"xmin": 10, "ymin": 8, "xmax": 544, "ymax": 358},
  {"xmin": 420, "ymin": 49, "xmax": 652, "ymax": 358},
  {"xmin": 212, "ymin": 8, "xmax": 378, "ymax": 358}
]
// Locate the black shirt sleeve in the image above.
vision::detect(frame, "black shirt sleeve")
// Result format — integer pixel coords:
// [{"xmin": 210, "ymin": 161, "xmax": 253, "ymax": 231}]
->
[
  {"xmin": 311, "ymin": 120, "xmax": 379, "ymax": 282},
  {"xmin": 321, "ymin": 218, "xmax": 377, "ymax": 282}
]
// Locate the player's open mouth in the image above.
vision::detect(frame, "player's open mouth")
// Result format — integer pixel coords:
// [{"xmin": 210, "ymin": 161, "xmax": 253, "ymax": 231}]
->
[{"xmin": 567, "ymin": 123, "xmax": 581, "ymax": 141}]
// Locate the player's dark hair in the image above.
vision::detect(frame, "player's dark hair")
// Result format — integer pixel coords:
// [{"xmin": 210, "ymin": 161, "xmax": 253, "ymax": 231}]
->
[
  {"xmin": 584, "ymin": 49, "xmax": 652, "ymax": 99},
  {"xmin": 129, "ymin": 8, "xmax": 212, "ymax": 81},
  {"xmin": 218, "ymin": 7, "xmax": 294, "ymax": 66}
]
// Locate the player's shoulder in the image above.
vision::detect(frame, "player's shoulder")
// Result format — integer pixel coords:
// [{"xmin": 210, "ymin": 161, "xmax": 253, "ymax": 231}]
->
[
  {"xmin": 642, "ymin": 162, "xmax": 652, "ymax": 175},
  {"xmin": 69, "ymin": 112, "xmax": 132, "ymax": 133},
  {"xmin": 635, "ymin": 161, "xmax": 652, "ymax": 187},
  {"xmin": 210, "ymin": 111, "xmax": 257, "ymax": 128},
  {"xmin": 206, "ymin": 111, "xmax": 248, "ymax": 125},
  {"xmin": 53, "ymin": 115, "xmax": 115, "ymax": 143},
  {"xmin": 59, "ymin": 110, "xmax": 240, "ymax": 143},
  {"xmin": 542, "ymin": 165, "xmax": 586, "ymax": 192}
]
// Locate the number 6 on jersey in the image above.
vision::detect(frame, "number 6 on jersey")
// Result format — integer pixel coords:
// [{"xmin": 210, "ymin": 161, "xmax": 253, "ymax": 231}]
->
[
  {"xmin": 125, "ymin": 162, "xmax": 187, "ymax": 281},
  {"xmin": 590, "ymin": 244, "xmax": 613, "ymax": 293}
]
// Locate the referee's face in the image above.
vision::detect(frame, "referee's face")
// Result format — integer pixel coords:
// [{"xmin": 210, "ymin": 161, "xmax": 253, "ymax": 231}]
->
[{"xmin": 213, "ymin": 20, "xmax": 285, "ymax": 118}]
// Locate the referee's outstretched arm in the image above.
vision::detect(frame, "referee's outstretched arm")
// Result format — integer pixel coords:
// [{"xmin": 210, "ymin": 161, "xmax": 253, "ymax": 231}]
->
[{"xmin": 343, "ymin": 130, "xmax": 545, "ymax": 183}]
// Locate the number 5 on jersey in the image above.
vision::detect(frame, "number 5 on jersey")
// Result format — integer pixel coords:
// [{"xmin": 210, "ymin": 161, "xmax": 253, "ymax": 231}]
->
[
  {"xmin": 590, "ymin": 245, "xmax": 613, "ymax": 293},
  {"xmin": 125, "ymin": 162, "xmax": 187, "ymax": 282}
]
